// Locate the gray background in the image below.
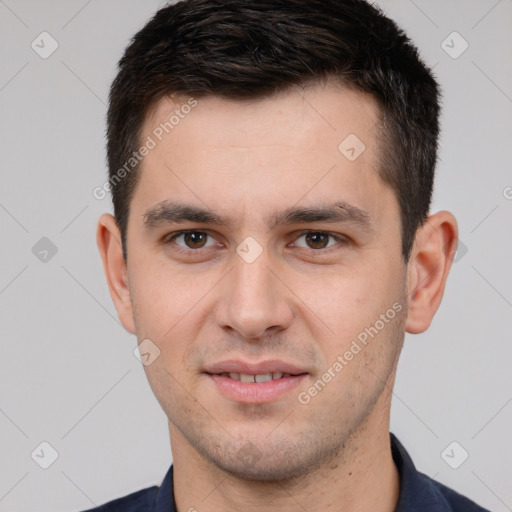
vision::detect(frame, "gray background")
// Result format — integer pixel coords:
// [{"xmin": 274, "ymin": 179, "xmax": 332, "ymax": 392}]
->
[{"xmin": 0, "ymin": 1, "xmax": 511, "ymax": 510}]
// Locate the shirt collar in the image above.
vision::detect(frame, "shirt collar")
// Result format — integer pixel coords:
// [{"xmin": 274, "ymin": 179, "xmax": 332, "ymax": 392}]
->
[
  {"xmin": 154, "ymin": 463, "xmax": 175, "ymax": 512},
  {"xmin": 391, "ymin": 433, "xmax": 453, "ymax": 511}
]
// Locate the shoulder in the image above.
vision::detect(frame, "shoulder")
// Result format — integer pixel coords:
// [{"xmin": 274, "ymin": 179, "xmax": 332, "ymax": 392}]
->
[
  {"xmin": 79, "ymin": 464, "xmax": 174, "ymax": 512},
  {"xmin": 428, "ymin": 477, "xmax": 491, "ymax": 512},
  {"xmin": 80, "ymin": 485, "xmax": 159, "ymax": 512},
  {"xmin": 390, "ymin": 434, "xmax": 490, "ymax": 512}
]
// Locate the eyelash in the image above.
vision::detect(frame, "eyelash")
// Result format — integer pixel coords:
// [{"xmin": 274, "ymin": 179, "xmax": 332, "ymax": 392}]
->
[{"xmin": 164, "ymin": 230, "xmax": 348, "ymax": 254}]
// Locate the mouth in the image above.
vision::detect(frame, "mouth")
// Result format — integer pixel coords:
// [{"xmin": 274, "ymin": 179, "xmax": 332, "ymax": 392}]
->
[
  {"xmin": 214, "ymin": 371, "xmax": 297, "ymax": 383},
  {"xmin": 203, "ymin": 360, "xmax": 309, "ymax": 403}
]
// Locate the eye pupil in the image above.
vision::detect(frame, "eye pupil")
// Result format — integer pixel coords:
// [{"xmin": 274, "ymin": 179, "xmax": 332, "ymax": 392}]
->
[
  {"xmin": 184, "ymin": 231, "xmax": 207, "ymax": 248},
  {"xmin": 306, "ymin": 232, "xmax": 328, "ymax": 249}
]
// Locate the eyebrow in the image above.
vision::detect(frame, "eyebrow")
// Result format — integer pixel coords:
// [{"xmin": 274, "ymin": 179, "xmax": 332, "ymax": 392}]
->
[{"xmin": 143, "ymin": 200, "xmax": 373, "ymax": 231}]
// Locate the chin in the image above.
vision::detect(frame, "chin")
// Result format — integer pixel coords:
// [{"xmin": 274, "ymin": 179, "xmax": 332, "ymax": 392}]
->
[
  {"xmin": 215, "ymin": 456, "xmax": 311, "ymax": 482},
  {"xmin": 200, "ymin": 436, "xmax": 340, "ymax": 483}
]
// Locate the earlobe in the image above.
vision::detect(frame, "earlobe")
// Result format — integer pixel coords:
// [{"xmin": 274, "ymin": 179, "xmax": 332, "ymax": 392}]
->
[
  {"xmin": 96, "ymin": 214, "xmax": 136, "ymax": 334},
  {"xmin": 405, "ymin": 211, "xmax": 458, "ymax": 334}
]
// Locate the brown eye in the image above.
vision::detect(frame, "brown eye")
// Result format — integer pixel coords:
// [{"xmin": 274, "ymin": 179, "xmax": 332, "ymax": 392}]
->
[
  {"xmin": 305, "ymin": 232, "xmax": 330, "ymax": 249},
  {"xmin": 183, "ymin": 231, "xmax": 208, "ymax": 248},
  {"xmin": 291, "ymin": 231, "xmax": 345, "ymax": 251},
  {"xmin": 168, "ymin": 230, "xmax": 217, "ymax": 250}
]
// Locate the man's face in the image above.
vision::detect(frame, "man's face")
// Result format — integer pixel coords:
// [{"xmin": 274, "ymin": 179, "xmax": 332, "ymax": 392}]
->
[{"xmin": 124, "ymin": 84, "xmax": 409, "ymax": 480}]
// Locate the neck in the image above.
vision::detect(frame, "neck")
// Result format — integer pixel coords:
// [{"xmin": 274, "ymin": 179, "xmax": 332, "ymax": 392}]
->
[{"xmin": 172, "ymin": 410, "xmax": 399, "ymax": 512}]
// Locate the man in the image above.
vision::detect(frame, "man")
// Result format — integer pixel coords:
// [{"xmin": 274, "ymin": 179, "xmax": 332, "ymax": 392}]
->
[{"xmin": 90, "ymin": 0, "xmax": 489, "ymax": 510}]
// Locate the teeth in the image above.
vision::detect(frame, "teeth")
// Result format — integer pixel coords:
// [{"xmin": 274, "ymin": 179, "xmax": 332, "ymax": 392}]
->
[
  {"xmin": 225, "ymin": 372, "xmax": 288, "ymax": 382},
  {"xmin": 255, "ymin": 373, "xmax": 272, "ymax": 383}
]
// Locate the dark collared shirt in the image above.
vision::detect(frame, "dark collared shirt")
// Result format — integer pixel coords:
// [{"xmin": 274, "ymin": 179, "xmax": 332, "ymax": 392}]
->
[{"xmin": 83, "ymin": 434, "xmax": 490, "ymax": 511}]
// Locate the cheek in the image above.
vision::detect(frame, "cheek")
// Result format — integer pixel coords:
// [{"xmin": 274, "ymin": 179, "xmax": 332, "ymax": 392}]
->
[
  {"xmin": 302, "ymin": 265, "xmax": 403, "ymax": 340},
  {"xmin": 128, "ymin": 261, "xmax": 219, "ymax": 372},
  {"xmin": 293, "ymin": 264, "xmax": 406, "ymax": 391},
  {"xmin": 129, "ymin": 258, "xmax": 202, "ymax": 332}
]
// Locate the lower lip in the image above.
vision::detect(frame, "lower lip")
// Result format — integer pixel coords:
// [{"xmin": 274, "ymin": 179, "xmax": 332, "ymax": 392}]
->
[{"xmin": 207, "ymin": 374, "xmax": 307, "ymax": 403}]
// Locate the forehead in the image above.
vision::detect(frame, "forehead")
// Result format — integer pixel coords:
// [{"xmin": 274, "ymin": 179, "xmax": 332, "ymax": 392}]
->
[
  {"xmin": 134, "ymin": 83, "xmax": 393, "ymax": 227},
  {"xmin": 144, "ymin": 83, "xmax": 380, "ymax": 152}
]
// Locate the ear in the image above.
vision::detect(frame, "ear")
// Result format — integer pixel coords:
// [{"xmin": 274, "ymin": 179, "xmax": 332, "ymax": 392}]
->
[
  {"xmin": 405, "ymin": 211, "xmax": 458, "ymax": 334},
  {"xmin": 96, "ymin": 214, "xmax": 136, "ymax": 334}
]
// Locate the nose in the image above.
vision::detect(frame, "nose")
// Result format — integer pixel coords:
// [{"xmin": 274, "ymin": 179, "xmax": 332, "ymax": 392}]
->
[{"xmin": 215, "ymin": 250, "xmax": 294, "ymax": 340}]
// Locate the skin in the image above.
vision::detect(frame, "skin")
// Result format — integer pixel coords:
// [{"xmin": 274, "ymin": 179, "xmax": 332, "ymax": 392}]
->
[{"xmin": 97, "ymin": 82, "xmax": 458, "ymax": 512}]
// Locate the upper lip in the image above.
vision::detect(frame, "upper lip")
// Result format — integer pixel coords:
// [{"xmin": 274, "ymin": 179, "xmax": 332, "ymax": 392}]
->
[{"xmin": 204, "ymin": 359, "xmax": 309, "ymax": 376}]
